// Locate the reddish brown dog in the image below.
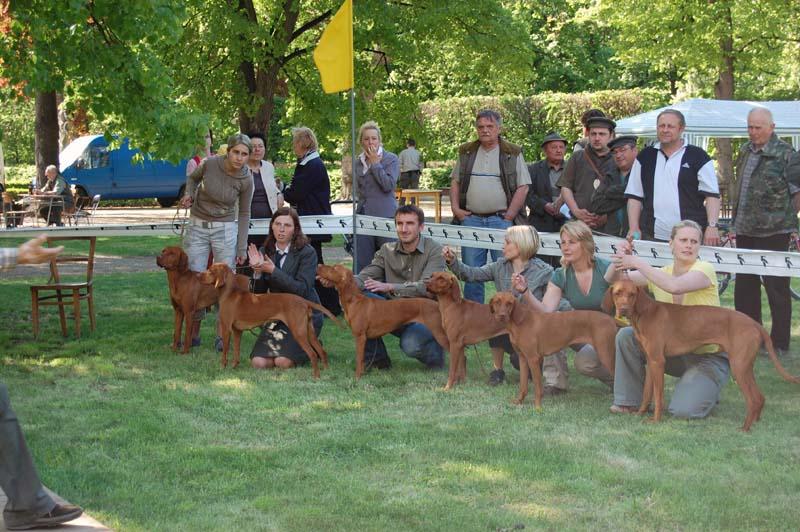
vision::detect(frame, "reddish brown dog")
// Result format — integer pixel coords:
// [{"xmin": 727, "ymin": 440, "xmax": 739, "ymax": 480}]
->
[
  {"xmin": 199, "ymin": 263, "xmax": 336, "ymax": 374},
  {"xmin": 156, "ymin": 246, "xmax": 249, "ymax": 353},
  {"xmin": 316, "ymin": 263, "xmax": 450, "ymax": 379},
  {"xmin": 489, "ymin": 291, "xmax": 617, "ymax": 408},
  {"xmin": 425, "ymin": 271, "xmax": 508, "ymax": 390},
  {"xmin": 605, "ymin": 278, "xmax": 800, "ymax": 431}
]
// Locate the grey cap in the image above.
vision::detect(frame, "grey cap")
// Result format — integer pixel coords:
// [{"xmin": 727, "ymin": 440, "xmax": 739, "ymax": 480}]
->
[
  {"xmin": 540, "ymin": 131, "xmax": 568, "ymax": 148},
  {"xmin": 607, "ymin": 135, "xmax": 638, "ymax": 150},
  {"xmin": 586, "ymin": 117, "xmax": 616, "ymax": 131}
]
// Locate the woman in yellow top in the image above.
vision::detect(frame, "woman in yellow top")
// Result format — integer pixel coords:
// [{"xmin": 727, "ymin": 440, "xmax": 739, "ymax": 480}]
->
[{"xmin": 607, "ymin": 219, "xmax": 730, "ymax": 418}]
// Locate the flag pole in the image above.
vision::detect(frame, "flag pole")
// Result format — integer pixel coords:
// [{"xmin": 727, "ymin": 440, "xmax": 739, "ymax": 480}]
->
[{"xmin": 350, "ymin": 88, "xmax": 358, "ymax": 272}]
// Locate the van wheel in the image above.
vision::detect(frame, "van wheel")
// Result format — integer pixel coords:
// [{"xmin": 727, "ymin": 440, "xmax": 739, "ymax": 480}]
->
[
  {"xmin": 157, "ymin": 185, "xmax": 184, "ymax": 208},
  {"xmin": 157, "ymin": 196, "xmax": 177, "ymax": 208}
]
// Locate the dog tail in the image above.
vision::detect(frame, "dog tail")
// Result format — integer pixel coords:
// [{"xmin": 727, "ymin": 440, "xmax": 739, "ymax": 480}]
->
[
  {"xmin": 308, "ymin": 301, "xmax": 345, "ymax": 328},
  {"xmin": 760, "ymin": 326, "xmax": 800, "ymax": 383}
]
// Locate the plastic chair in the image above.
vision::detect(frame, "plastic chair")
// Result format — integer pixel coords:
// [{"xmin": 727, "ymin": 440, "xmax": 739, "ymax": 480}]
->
[{"xmin": 30, "ymin": 236, "xmax": 96, "ymax": 338}]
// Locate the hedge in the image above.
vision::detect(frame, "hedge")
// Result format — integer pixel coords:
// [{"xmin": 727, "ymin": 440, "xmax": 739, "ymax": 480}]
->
[{"xmin": 412, "ymin": 88, "xmax": 671, "ymax": 162}]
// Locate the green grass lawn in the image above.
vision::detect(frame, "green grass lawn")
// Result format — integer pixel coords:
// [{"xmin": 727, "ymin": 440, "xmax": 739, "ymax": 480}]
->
[{"xmin": 2, "ymin": 263, "xmax": 800, "ymax": 530}]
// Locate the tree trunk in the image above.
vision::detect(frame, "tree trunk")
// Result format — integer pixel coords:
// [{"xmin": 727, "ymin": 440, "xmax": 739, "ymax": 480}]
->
[
  {"xmin": 34, "ymin": 90, "xmax": 59, "ymax": 187},
  {"xmin": 713, "ymin": 6, "xmax": 735, "ymax": 217}
]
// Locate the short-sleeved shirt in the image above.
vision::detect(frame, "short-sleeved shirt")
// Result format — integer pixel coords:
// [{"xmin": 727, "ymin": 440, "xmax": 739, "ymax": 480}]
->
[
  {"xmin": 648, "ymin": 260, "xmax": 720, "ymax": 354},
  {"xmin": 450, "ymin": 145, "xmax": 531, "ymax": 214},
  {"xmin": 550, "ymin": 257, "xmax": 611, "ymax": 311}
]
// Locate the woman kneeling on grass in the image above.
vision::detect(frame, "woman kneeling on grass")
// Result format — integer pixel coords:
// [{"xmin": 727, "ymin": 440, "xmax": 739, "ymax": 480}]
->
[
  {"xmin": 247, "ymin": 207, "xmax": 324, "ymax": 369},
  {"xmin": 442, "ymin": 225, "xmax": 570, "ymax": 389},
  {"xmin": 607, "ymin": 219, "xmax": 730, "ymax": 418},
  {"xmin": 512, "ymin": 220, "xmax": 616, "ymax": 392}
]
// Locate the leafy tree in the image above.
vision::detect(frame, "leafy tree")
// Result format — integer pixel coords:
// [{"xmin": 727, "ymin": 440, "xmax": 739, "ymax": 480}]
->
[
  {"xmin": 0, "ymin": 0, "xmax": 207, "ymax": 176},
  {"xmin": 0, "ymin": 97, "xmax": 35, "ymax": 164},
  {"xmin": 595, "ymin": 0, "xmax": 800, "ymax": 182}
]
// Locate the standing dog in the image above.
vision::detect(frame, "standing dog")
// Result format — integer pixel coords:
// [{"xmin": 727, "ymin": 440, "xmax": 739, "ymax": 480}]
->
[
  {"xmin": 489, "ymin": 292, "xmax": 617, "ymax": 408},
  {"xmin": 425, "ymin": 271, "xmax": 508, "ymax": 390},
  {"xmin": 200, "ymin": 263, "xmax": 335, "ymax": 374},
  {"xmin": 156, "ymin": 246, "xmax": 248, "ymax": 354},
  {"xmin": 605, "ymin": 278, "xmax": 800, "ymax": 431},
  {"xmin": 316, "ymin": 263, "xmax": 450, "ymax": 379}
]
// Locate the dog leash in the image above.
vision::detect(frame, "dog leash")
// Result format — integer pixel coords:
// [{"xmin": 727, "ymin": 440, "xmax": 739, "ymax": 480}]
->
[{"xmin": 172, "ymin": 205, "xmax": 189, "ymax": 237}]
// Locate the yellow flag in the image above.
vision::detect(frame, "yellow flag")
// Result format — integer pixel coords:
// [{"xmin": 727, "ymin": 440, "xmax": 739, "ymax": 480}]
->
[{"xmin": 313, "ymin": 0, "xmax": 354, "ymax": 93}]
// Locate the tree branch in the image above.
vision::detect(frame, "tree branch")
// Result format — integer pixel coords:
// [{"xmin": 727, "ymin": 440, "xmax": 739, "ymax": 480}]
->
[{"xmin": 290, "ymin": 9, "xmax": 332, "ymax": 43}]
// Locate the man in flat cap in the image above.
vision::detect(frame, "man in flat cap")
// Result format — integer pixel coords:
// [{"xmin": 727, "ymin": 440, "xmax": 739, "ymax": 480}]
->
[
  {"xmin": 573, "ymin": 108, "xmax": 607, "ymax": 153},
  {"xmin": 590, "ymin": 135, "xmax": 638, "ymax": 237},
  {"xmin": 625, "ymin": 109, "xmax": 721, "ymax": 243},
  {"xmin": 557, "ymin": 116, "xmax": 617, "ymax": 231},
  {"xmin": 526, "ymin": 132, "xmax": 568, "ymax": 258}
]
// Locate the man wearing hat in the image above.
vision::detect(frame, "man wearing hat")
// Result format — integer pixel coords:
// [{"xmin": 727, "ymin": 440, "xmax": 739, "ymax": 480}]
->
[
  {"xmin": 526, "ymin": 131, "xmax": 568, "ymax": 264},
  {"xmin": 590, "ymin": 135, "xmax": 639, "ymax": 237},
  {"xmin": 556, "ymin": 116, "xmax": 617, "ymax": 231},
  {"xmin": 573, "ymin": 108, "xmax": 607, "ymax": 153},
  {"xmin": 625, "ymin": 109, "xmax": 720, "ymax": 243}
]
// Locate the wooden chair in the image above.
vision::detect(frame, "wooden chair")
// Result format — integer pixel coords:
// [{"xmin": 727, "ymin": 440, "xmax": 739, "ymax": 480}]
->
[{"xmin": 30, "ymin": 236, "xmax": 97, "ymax": 338}]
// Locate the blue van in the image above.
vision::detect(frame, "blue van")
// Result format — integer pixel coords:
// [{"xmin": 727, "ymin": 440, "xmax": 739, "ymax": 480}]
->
[{"xmin": 60, "ymin": 135, "xmax": 189, "ymax": 207}]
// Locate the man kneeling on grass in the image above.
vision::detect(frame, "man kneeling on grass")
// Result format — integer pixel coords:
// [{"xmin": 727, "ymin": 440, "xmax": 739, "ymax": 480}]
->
[{"xmin": 324, "ymin": 204, "xmax": 447, "ymax": 370}]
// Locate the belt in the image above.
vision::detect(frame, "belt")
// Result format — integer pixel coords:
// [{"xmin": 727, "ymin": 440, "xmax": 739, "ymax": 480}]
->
[
  {"xmin": 471, "ymin": 211, "xmax": 505, "ymax": 218},
  {"xmin": 189, "ymin": 217, "xmax": 231, "ymax": 229}
]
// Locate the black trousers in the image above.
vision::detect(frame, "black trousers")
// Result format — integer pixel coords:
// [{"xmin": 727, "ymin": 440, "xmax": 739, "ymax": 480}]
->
[{"xmin": 734, "ymin": 233, "xmax": 792, "ymax": 350}]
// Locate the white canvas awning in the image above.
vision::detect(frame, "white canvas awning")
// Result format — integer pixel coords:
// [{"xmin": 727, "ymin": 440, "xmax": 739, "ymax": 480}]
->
[{"xmin": 615, "ymin": 98, "xmax": 800, "ymax": 150}]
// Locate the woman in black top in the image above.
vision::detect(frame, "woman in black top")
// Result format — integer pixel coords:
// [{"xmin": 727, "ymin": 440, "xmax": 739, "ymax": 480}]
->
[
  {"xmin": 247, "ymin": 207, "xmax": 324, "ymax": 369},
  {"xmin": 282, "ymin": 126, "xmax": 340, "ymax": 315}
]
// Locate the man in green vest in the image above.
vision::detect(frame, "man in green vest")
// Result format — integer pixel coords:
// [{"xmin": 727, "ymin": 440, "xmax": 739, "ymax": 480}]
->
[{"xmin": 449, "ymin": 109, "xmax": 531, "ymax": 303}]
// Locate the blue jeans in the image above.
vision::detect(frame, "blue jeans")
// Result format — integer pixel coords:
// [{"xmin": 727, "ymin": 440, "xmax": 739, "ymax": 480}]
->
[
  {"xmin": 362, "ymin": 292, "xmax": 445, "ymax": 368},
  {"xmin": 460, "ymin": 214, "xmax": 511, "ymax": 303}
]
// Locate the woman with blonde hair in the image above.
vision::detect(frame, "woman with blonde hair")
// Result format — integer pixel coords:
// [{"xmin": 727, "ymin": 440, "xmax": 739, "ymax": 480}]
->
[
  {"xmin": 443, "ymin": 225, "xmax": 570, "ymax": 387},
  {"xmin": 353, "ymin": 120, "xmax": 400, "ymax": 272},
  {"xmin": 512, "ymin": 219, "xmax": 616, "ymax": 392}
]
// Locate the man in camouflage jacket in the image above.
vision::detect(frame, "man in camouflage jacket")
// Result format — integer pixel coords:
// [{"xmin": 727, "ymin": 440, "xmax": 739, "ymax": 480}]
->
[{"xmin": 730, "ymin": 108, "xmax": 800, "ymax": 353}]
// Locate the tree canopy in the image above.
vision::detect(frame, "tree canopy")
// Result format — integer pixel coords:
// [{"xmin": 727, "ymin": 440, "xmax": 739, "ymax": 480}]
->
[{"xmin": 1, "ymin": 0, "xmax": 798, "ymax": 167}]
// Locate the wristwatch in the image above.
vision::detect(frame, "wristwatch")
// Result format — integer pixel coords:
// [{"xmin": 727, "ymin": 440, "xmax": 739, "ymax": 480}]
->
[{"xmin": 708, "ymin": 222, "xmax": 717, "ymax": 228}]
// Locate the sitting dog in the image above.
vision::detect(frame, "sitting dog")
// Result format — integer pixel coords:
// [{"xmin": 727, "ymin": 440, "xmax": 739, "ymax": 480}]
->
[
  {"xmin": 605, "ymin": 278, "xmax": 800, "ymax": 431},
  {"xmin": 425, "ymin": 271, "xmax": 509, "ymax": 390},
  {"xmin": 316, "ymin": 263, "xmax": 450, "ymax": 379},
  {"xmin": 199, "ymin": 263, "xmax": 336, "ymax": 374},
  {"xmin": 489, "ymin": 292, "xmax": 617, "ymax": 409},
  {"xmin": 156, "ymin": 246, "xmax": 249, "ymax": 354}
]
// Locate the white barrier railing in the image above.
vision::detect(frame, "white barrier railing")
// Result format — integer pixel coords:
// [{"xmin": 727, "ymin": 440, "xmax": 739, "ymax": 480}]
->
[{"xmin": 2, "ymin": 215, "xmax": 798, "ymax": 277}]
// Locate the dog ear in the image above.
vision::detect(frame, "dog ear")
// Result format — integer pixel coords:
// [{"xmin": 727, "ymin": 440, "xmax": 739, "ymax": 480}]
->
[
  {"xmin": 510, "ymin": 297, "xmax": 526, "ymax": 326},
  {"xmin": 178, "ymin": 250, "xmax": 189, "ymax": 272},
  {"xmin": 600, "ymin": 286, "xmax": 615, "ymax": 315},
  {"xmin": 213, "ymin": 266, "xmax": 226, "ymax": 290},
  {"xmin": 634, "ymin": 286, "xmax": 649, "ymax": 313},
  {"xmin": 449, "ymin": 275, "xmax": 462, "ymax": 302}
]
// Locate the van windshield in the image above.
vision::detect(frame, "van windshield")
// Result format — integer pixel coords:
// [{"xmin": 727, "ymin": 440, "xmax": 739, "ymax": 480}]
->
[{"xmin": 59, "ymin": 135, "xmax": 104, "ymax": 171}]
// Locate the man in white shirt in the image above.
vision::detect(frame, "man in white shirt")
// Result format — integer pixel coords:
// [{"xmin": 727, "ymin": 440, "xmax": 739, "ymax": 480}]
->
[{"xmin": 625, "ymin": 109, "xmax": 721, "ymax": 244}]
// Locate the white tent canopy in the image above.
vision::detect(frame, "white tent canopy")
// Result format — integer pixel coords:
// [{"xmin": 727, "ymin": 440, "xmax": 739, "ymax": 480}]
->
[{"xmin": 615, "ymin": 98, "xmax": 800, "ymax": 150}]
